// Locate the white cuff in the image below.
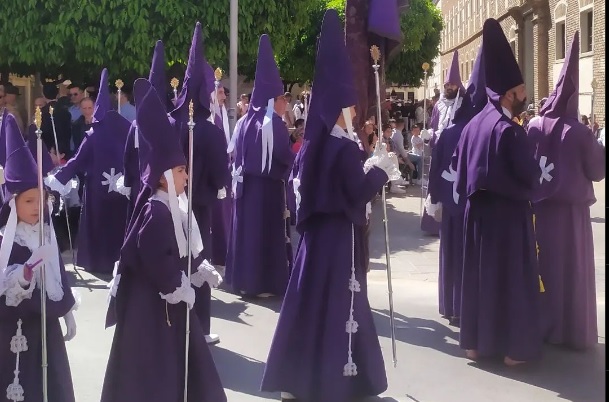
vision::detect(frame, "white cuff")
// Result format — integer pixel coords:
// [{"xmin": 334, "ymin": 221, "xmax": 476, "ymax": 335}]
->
[
  {"xmin": 2, "ymin": 265, "xmax": 36, "ymax": 307},
  {"xmin": 191, "ymin": 260, "xmax": 223, "ymax": 288},
  {"xmin": 44, "ymin": 175, "xmax": 77, "ymax": 197},
  {"xmin": 159, "ymin": 272, "xmax": 196, "ymax": 309},
  {"xmin": 217, "ymin": 188, "xmax": 227, "ymax": 200}
]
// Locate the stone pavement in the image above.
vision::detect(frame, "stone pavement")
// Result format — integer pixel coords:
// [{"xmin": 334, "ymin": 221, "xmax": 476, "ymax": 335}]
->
[{"xmin": 63, "ymin": 181, "xmax": 605, "ymax": 402}]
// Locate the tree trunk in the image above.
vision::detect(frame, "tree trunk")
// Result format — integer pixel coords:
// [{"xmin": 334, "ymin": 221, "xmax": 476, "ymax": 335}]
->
[{"xmin": 345, "ymin": 0, "xmax": 389, "ymax": 151}]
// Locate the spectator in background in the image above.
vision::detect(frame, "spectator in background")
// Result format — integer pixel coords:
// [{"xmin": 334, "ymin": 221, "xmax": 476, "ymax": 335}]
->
[
  {"xmin": 236, "ymin": 93, "xmax": 249, "ymax": 119},
  {"xmin": 408, "ymin": 125, "xmax": 424, "ymax": 184},
  {"xmin": 34, "ymin": 97, "xmax": 47, "ymax": 109},
  {"xmin": 67, "ymin": 83, "xmax": 85, "ymax": 121},
  {"xmin": 117, "ymin": 85, "xmax": 136, "ymax": 122},
  {"xmin": 290, "ymin": 118, "xmax": 305, "ymax": 153},
  {"xmin": 40, "ymin": 82, "xmax": 72, "ymax": 158},
  {"xmin": 282, "ymin": 91, "xmax": 295, "ymax": 127},
  {"xmin": 71, "ymin": 97, "xmax": 94, "ymax": 153}
]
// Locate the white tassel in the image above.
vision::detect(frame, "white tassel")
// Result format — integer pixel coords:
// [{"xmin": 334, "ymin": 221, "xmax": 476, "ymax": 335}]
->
[
  {"xmin": 343, "ymin": 225, "xmax": 358, "ymax": 377},
  {"xmin": 7, "ymin": 319, "xmax": 26, "ymax": 401}
]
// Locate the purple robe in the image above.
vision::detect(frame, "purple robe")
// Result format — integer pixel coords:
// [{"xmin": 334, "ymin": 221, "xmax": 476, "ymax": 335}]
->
[
  {"xmin": 225, "ymin": 113, "xmax": 295, "ymax": 296},
  {"xmin": 101, "ymin": 200, "xmax": 226, "ymax": 402},
  {"xmin": 454, "ymin": 101, "xmax": 542, "ymax": 361},
  {"xmin": 428, "ymin": 122, "xmax": 466, "ymax": 319},
  {"xmin": 0, "ymin": 237, "xmax": 76, "ymax": 402},
  {"xmin": 177, "ymin": 117, "xmax": 230, "ymax": 334},
  {"xmin": 54, "ymin": 112, "xmax": 130, "ymax": 274},
  {"xmin": 210, "ymin": 112, "xmax": 232, "ymax": 267},
  {"xmin": 261, "ymin": 137, "xmax": 388, "ymax": 401},
  {"xmin": 530, "ymin": 123, "xmax": 605, "ymax": 348}
]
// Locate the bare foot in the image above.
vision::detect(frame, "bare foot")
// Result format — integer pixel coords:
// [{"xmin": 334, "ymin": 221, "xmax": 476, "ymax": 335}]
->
[
  {"xmin": 504, "ymin": 356, "xmax": 526, "ymax": 366},
  {"xmin": 465, "ymin": 349, "xmax": 478, "ymax": 360}
]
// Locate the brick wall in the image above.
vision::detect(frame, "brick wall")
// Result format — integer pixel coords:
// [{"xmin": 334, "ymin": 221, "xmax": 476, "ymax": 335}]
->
[{"xmin": 439, "ymin": 0, "xmax": 604, "ymax": 124}]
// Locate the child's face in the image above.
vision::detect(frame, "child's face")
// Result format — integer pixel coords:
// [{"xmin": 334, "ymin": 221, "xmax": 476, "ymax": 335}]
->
[
  {"xmin": 16, "ymin": 188, "xmax": 41, "ymax": 225},
  {"xmin": 159, "ymin": 166, "xmax": 188, "ymax": 195},
  {"xmin": 412, "ymin": 128, "xmax": 420, "ymax": 137}
]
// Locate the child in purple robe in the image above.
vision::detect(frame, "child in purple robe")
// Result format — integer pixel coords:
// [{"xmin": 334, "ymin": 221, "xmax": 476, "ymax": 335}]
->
[
  {"xmin": 101, "ymin": 79, "xmax": 225, "ymax": 402},
  {"xmin": 262, "ymin": 11, "xmax": 393, "ymax": 402},
  {"xmin": 0, "ymin": 114, "xmax": 78, "ymax": 402}
]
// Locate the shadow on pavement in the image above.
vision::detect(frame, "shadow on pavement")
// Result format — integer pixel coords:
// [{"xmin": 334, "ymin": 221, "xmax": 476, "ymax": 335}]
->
[
  {"xmin": 368, "ymin": 196, "xmax": 438, "ymax": 263},
  {"xmin": 467, "ymin": 343, "xmax": 605, "ymax": 402},
  {"xmin": 211, "ymin": 346, "xmax": 273, "ymax": 399},
  {"xmin": 371, "ymin": 308, "xmax": 462, "ymax": 358}
]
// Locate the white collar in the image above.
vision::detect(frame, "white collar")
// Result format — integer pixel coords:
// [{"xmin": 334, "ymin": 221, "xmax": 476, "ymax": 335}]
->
[
  {"xmin": 501, "ymin": 106, "xmax": 513, "ymax": 119},
  {"xmin": 329, "ymin": 125, "xmax": 357, "ymax": 142}
]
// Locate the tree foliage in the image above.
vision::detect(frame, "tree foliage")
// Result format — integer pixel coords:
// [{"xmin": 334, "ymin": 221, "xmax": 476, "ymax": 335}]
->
[
  {"xmin": 0, "ymin": 0, "xmax": 310, "ymax": 84},
  {"xmin": 386, "ymin": 0, "xmax": 443, "ymax": 87}
]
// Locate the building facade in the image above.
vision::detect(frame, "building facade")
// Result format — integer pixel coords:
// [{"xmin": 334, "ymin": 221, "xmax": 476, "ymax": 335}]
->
[{"xmin": 439, "ymin": 0, "xmax": 604, "ymax": 124}]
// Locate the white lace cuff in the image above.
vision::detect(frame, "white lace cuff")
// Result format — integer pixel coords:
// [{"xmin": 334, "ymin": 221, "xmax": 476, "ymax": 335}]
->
[
  {"xmin": 363, "ymin": 147, "xmax": 401, "ymax": 181},
  {"xmin": 115, "ymin": 176, "xmax": 131, "ymax": 199},
  {"xmin": 159, "ymin": 272, "xmax": 196, "ymax": 309},
  {"xmin": 44, "ymin": 175, "xmax": 78, "ymax": 197},
  {"xmin": 2, "ymin": 265, "xmax": 36, "ymax": 307},
  {"xmin": 217, "ymin": 188, "xmax": 227, "ymax": 200},
  {"xmin": 191, "ymin": 260, "xmax": 223, "ymax": 288}
]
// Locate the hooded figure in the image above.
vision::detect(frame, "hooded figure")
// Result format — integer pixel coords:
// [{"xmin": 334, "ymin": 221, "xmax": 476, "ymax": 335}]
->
[
  {"xmin": 204, "ymin": 62, "xmax": 233, "ymax": 269},
  {"xmin": 527, "ymin": 31, "xmax": 605, "ymax": 350},
  {"xmin": 45, "ymin": 68, "xmax": 131, "ymax": 274},
  {"xmin": 100, "ymin": 79, "xmax": 226, "ymax": 402},
  {"xmin": 426, "ymin": 39, "xmax": 487, "ymax": 326},
  {"xmin": 0, "ymin": 113, "xmax": 77, "ymax": 402},
  {"xmin": 121, "ymin": 40, "xmax": 168, "ymax": 226},
  {"xmin": 261, "ymin": 10, "xmax": 393, "ymax": 402},
  {"xmin": 422, "ymin": 51, "xmax": 465, "ymax": 236},
  {"xmin": 169, "ymin": 23, "xmax": 228, "ymax": 344},
  {"xmin": 225, "ymin": 34, "xmax": 295, "ymax": 298},
  {"xmin": 451, "ymin": 18, "xmax": 543, "ymax": 365}
]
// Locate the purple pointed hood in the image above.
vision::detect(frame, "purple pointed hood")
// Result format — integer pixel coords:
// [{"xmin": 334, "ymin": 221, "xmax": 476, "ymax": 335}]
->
[
  {"xmin": 540, "ymin": 31, "xmax": 579, "ymax": 120},
  {"xmin": 296, "ymin": 9, "xmax": 357, "ymax": 229},
  {"xmin": 3, "ymin": 114, "xmax": 38, "ymax": 195},
  {"xmin": 482, "ymin": 18, "xmax": 523, "ymax": 101},
  {"xmin": 149, "ymin": 40, "xmax": 168, "ymax": 107},
  {"xmin": 135, "ymin": 78, "xmax": 186, "ymax": 190},
  {"xmin": 453, "ymin": 41, "xmax": 487, "ymax": 123},
  {"xmin": 445, "ymin": 50, "xmax": 464, "ymax": 91},
  {"xmin": 94, "ymin": 68, "xmax": 112, "ymax": 122},
  {"xmin": 249, "ymin": 35, "xmax": 284, "ymax": 109},
  {"xmin": 368, "ymin": 0, "xmax": 402, "ymax": 42},
  {"xmin": 172, "ymin": 22, "xmax": 211, "ymax": 121},
  {"xmin": 26, "ymin": 124, "xmax": 54, "ymax": 176}
]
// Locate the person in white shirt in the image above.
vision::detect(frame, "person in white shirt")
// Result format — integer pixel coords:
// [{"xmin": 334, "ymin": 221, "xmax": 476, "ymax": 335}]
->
[{"xmin": 408, "ymin": 125, "xmax": 424, "ymax": 184}]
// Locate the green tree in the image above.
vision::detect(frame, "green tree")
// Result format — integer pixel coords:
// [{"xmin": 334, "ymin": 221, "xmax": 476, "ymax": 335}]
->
[
  {"xmin": 0, "ymin": 0, "xmax": 310, "ymax": 84},
  {"xmin": 385, "ymin": 0, "xmax": 443, "ymax": 87}
]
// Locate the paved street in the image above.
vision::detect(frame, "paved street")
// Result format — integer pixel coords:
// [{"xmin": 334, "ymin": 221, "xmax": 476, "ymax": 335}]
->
[{"xmin": 63, "ymin": 181, "xmax": 605, "ymax": 402}]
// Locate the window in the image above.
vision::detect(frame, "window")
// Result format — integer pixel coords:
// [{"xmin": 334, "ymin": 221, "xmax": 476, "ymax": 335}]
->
[
  {"xmin": 554, "ymin": 2, "xmax": 567, "ymax": 59},
  {"xmin": 580, "ymin": 1, "xmax": 593, "ymax": 53},
  {"xmin": 509, "ymin": 25, "xmax": 517, "ymax": 56}
]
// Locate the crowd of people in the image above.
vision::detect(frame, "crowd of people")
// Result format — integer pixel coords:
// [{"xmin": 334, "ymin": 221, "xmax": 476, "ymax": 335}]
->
[{"xmin": 0, "ymin": 11, "xmax": 604, "ymax": 402}]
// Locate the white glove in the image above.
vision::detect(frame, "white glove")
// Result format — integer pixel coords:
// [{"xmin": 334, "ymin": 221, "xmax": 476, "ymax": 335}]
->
[
  {"xmin": 63, "ymin": 311, "xmax": 77, "ymax": 341},
  {"xmin": 217, "ymin": 188, "xmax": 227, "ymax": 199},
  {"xmin": 191, "ymin": 260, "xmax": 223, "ymax": 288},
  {"xmin": 26, "ymin": 244, "xmax": 54, "ymax": 271},
  {"xmin": 115, "ymin": 176, "xmax": 131, "ymax": 199},
  {"xmin": 424, "ymin": 195, "xmax": 443, "ymax": 223}
]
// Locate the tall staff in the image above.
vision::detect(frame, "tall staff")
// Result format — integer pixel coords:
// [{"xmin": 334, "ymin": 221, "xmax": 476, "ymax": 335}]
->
[
  {"xmin": 183, "ymin": 100, "xmax": 195, "ymax": 402},
  {"xmin": 420, "ymin": 62, "xmax": 430, "ymax": 219},
  {"xmin": 370, "ymin": 45, "xmax": 398, "ymax": 368},
  {"xmin": 115, "ymin": 79, "xmax": 124, "ymax": 115},
  {"xmin": 34, "ymin": 106, "xmax": 49, "ymax": 402}
]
